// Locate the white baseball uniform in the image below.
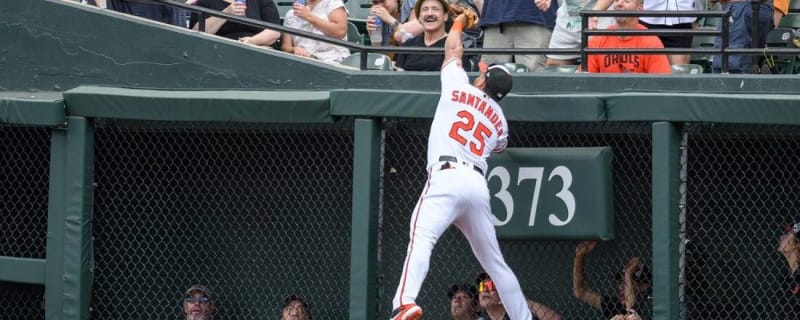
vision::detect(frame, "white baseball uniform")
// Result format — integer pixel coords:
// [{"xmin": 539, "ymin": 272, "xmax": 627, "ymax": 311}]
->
[{"xmin": 391, "ymin": 58, "xmax": 532, "ymax": 320}]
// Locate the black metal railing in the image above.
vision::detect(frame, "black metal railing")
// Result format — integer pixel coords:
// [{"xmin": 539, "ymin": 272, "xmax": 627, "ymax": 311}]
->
[{"xmin": 154, "ymin": 0, "xmax": 796, "ymax": 73}]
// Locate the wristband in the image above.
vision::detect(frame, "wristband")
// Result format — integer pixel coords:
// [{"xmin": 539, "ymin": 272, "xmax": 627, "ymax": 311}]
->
[
  {"xmin": 451, "ymin": 20, "xmax": 464, "ymax": 32},
  {"xmin": 391, "ymin": 19, "xmax": 400, "ymax": 29},
  {"xmin": 478, "ymin": 61, "xmax": 488, "ymax": 73}
]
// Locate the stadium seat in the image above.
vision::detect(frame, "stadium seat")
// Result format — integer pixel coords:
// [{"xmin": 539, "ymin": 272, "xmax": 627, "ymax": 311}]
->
[
  {"xmin": 539, "ymin": 64, "xmax": 579, "ymax": 73},
  {"xmin": 698, "ymin": 2, "xmax": 723, "ymax": 27},
  {"xmin": 341, "ymin": 52, "xmax": 394, "ymax": 70},
  {"xmin": 276, "ymin": 0, "xmax": 294, "ymax": 21},
  {"xmin": 346, "ymin": 0, "xmax": 372, "ymax": 24},
  {"xmin": 789, "ymin": 0, "xmax": 800, "ymax": 13},
  {"xmin": 779, "ymin": 13, "xmax": 800, "ymax": 29},
  {"xmin": 763, "ymin": 27, "xmax": 800, "ymax": 74},
  {"xmin": 500, "ymin": 62, "xmax": 529, "ymax": 73},
  {"xmin": 690, "ymin": 34, "xmax": 717, "ymax": 73},
  {"xmin": 671, "ymin": 64, "xmax": 704, "ymax": 74},
  {"xmin": 347, "ymin": 21, "xmax": 364, "ymax": 46}
]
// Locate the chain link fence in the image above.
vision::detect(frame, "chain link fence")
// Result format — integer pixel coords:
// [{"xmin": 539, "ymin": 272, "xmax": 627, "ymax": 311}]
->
[
  {"xmin": 90, "ymin": 119, "xmax": 354, "ymax": 320},
  {"xmin": 0, "ymin": 124, "xmax": 50, "ymax": 320},
  {"xmin": 7, "ymin": 119, "xmax": 800, "ymax": 319},
  {"xmin": 683, "ymin": 123, "xmax": 800, "ymax": 320},
  {"xmin": 379, "ymin": 120, "xmax": 653, "ymax": 320}
]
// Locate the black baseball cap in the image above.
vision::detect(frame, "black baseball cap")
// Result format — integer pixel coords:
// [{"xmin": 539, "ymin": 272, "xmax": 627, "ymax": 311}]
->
[{"xmin": 485, "ymin": 64, "xmax": 513, "ymax": 102}]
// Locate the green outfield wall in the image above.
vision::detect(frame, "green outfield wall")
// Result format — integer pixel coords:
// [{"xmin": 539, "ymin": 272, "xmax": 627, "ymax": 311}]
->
[{"xmin": 4, "ymin": 1, "xmax": 800, "ymax": 320}]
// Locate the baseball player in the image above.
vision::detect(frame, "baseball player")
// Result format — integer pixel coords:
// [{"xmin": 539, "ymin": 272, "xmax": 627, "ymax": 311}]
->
[{"xmin": 389, "ymin": 8, "xmax": 532, "ymax": 320}]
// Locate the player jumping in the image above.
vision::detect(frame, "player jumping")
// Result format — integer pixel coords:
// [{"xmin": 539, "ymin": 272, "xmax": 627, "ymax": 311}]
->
[{"xmin": 389, "ymin": 5, "xmax": 533, "ymax": 320}]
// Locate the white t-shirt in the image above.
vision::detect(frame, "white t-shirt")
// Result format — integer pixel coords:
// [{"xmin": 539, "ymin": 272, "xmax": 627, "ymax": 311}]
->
[
  {"xmin": 283, "ymin": 0, "xmax": 350, "ymax": 63},
  {"xmin": 639, "ymin": 0, "xmax": 697, "ymax": 25},
  {"xmin": 426, "ymin": 58, "xmax": 509, "ymax": 174}
]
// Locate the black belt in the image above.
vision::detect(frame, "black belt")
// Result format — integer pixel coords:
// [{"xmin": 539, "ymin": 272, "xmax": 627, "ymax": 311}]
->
[{"xmin": 438, "ymin": 155, "xmax": 484, "ymax": 176}]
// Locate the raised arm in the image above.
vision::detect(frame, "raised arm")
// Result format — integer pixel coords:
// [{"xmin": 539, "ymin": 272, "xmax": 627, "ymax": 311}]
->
[
  {"xmin": 442, "ymin": 13, "xmax": 466, "ymax": 68},
  {"xmin": 573, "ymin": 241, "xmax": 602, "ymax": 309}
]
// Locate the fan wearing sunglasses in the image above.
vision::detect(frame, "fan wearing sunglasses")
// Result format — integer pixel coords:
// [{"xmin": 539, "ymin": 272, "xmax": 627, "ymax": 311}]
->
[{"xmin": 476, "ymin": 272, "xmax": 562, "ymax": 320}]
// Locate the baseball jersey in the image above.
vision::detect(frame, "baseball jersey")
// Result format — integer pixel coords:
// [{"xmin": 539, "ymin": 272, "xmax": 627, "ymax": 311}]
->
[{"xmin": 426, "ymin": 58, "xmax": 509, "ymax": 174}]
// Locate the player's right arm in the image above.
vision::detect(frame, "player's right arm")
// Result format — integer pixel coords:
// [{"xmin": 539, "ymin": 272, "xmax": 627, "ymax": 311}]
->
[{"xmin": 573, "ymin": 241, "xmax": 602, "ymax": 309}]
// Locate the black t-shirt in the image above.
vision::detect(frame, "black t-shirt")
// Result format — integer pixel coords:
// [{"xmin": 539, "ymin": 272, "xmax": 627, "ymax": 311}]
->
[
  {"xmin": 190, "ymin": 0, "xmax": 280, "ymax": 40},
  {"xmin": 395, "ymin": 35, "xmax": 470, "ymax": 71}
]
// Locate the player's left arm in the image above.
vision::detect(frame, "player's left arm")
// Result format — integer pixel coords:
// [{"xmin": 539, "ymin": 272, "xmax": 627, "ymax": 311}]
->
[{"xmin": 443, "ymin": 13, "xmax": 467, "ymax": 69}]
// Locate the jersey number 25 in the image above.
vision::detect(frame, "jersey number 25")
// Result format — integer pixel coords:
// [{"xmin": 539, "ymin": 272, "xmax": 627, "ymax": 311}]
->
[{"xmin": 448, "ymin": 110, "xmax": 491, "ymax": 157}]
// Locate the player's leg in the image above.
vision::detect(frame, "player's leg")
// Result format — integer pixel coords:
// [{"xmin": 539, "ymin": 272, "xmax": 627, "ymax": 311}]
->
[
  {"xmin": 454, "ymin": 175, "xmax": 532, "ymax": 320},
  {"xmin": 392, "ymin": 171, "xmax": 460, "ymax": 310}
]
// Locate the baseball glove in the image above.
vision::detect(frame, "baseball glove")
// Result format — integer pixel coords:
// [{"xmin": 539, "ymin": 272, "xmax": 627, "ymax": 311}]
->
[{"xmin": 449, "ymin": 4, "xmax": 479, "ymax": 29}]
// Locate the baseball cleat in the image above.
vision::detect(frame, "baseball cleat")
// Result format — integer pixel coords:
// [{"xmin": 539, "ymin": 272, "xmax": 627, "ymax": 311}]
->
[{"xmin": 389, "ymin": 303, "xmax": 423, "ymax": 320}]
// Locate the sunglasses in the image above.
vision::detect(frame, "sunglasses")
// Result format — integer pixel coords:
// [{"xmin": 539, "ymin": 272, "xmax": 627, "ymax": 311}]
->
[
  {"xmin": 477, "ymin": 280, "xmax": 495, "ymax": 293},
  {"xmin": 184, "ymin": 296, "xmax": 211, "ymax": 304}
]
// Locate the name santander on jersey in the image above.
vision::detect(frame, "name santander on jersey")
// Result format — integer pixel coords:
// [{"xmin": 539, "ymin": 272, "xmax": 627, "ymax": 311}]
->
[{"xmin": 449, "ymin": 89, "xmax": 505, "ymax": 138}]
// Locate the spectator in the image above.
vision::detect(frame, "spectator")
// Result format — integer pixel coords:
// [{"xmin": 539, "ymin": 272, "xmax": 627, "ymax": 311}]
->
[
  {"xmin": 584, "ymin": 0, "xmax": 671, "ymax": 73},
  {"xmin": 392, "ymin": 0, "xmax": 481, "ymax": 45},
  {"xmin": 281, "ymin": 0, "xmax": 350, "ymax": 63},
  {"xmin": 448, "ymin": 284, "xmax": 480, "ymax": 320},
  {"xmin": 183, "ymin": 284, "xmax": 215, "ymax": 320},
  {"xmin": 367, "ymin": 0, "xmax": 402, "ymax": 47},
  {"xmin": 476, "ymin": 272, "xmax": 562, "ymax": 320},
  {"xmin": 711, "ymin": 0, "xmax": 773, "ymax": 73},
  {"xmin": 545, "ymin": 0, "xmax": 614, "ymax": 66},
  {"xmin": 779, "ymin": 222, "xmax": 800, "ymax": 311},
  {"xmin": 479, "ymin": 0, "xmax": 558, "ymax": 72},
  {"xmin": 190, "ymin": 0, "xmax": 281, "ymax": 47},
  {"xmin": 774, "ymin": 0, "xmax": 789, "ymax": 28},
  {"xmin": 394, "ymin": 0, "xmax": 469, "ymax": 70},
  {"xmin": 106, "ymin": 0, "xmax": 185, "ymax": 26},
  {"xmin": 638, "ymin": 0, "xmax": 697, "ymax": 65},
  {"xmin": 573, "ymin": 241, "xmax": 652, "ymax": 320},
  {"xmin": 281, "ymin": 294, "xmax": 312, "ymax": 320}
]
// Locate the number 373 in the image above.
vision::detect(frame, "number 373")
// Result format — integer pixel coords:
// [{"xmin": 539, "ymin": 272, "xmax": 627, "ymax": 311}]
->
[{"xmin": 487, "ymin": 166, "xmax": 576, "ymax": 227}]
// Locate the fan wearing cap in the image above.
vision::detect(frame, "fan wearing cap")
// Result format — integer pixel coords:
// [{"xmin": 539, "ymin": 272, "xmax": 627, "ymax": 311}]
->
[
  {"xmin": 183, "ymin": 285, "xmax": 215, "ymax": 320},
  {"xmin": 573, "ymin": 241, "xmax": 651, "ymax": 320},
  {"xmin": 281, "ymin": 294, "xmax": 312, "ymax": 320},
  {"xmin": 388, "ymin": 8, "xmax": 524, "ymax": 320},
  {"xmin": 475, "ymin": 272, "xmax": 562, "ymax": 320},
  {"xmin": 779, "ymin": 222, "xmax": 800, "ymax": 300},
  {"xmin": 395, "ymin": 0, "xmax": 468, "ymax": 71},
  {"xmin": 448, "ymin": 284, "xmax": 480, "ymax": 320}
]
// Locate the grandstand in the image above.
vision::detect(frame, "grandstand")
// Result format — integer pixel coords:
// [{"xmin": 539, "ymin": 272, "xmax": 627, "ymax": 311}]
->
[{"xmin": 4, "ymin": 1, "xmax": 800, "ymax": 320}]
